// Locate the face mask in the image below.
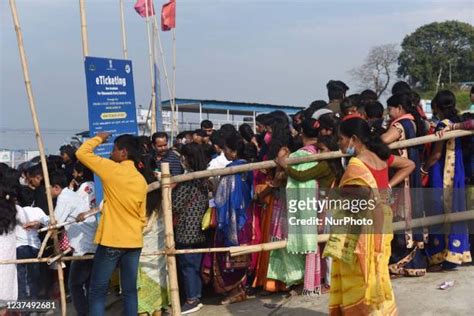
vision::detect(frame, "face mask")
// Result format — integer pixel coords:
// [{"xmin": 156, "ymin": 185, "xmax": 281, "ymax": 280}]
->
[
  {"xmin": 346, "ymin": 139, "xmax": 356, "ymax": 156},
  {"xmin": 264, "ymin": 132, "xmax": 272, "ymax": 145}
]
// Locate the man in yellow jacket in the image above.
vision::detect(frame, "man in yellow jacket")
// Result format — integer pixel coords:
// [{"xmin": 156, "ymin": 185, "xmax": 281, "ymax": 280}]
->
[{"xmin": 76, "ymin": 132, "xmax": 147, "ymax": 316}]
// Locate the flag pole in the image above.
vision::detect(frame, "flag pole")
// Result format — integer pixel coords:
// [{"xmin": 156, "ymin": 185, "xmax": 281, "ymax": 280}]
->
[
  {"xmin": 172, "ymin": 27, "xmax": 179, "ymax": 136},
  {"xmin": 144, "ymin": 0, "xmax": 157, "ymax": 134},
  {"xmin": 119, "ymin": 0, "xmax": 128, "ymax": 59},
  {"xmin": 151, "ymin": 11, "xmax": 176, "ymax": 142},
  {"xmin": 9, "ymin": 1, "xmax": 67, "ymax": 314},
  {"xmin": 79, "ymin": 0, "xmax": 89, "ymax": 57}
]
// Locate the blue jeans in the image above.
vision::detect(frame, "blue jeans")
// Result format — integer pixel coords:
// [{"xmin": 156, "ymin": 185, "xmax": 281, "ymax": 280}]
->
[
  {"xmin": 16, "ymin": 246, "xmax": 40, "ymax": 299},
  {"xmin": 88, "ymin": 245, "xmax": 141, "ymax": 316},
  {"xmin": 177, "ymin": 245, "xmax": 203, "ymax": 301},
  {"xmin": 69, "ymin": 256, "xmax": 94, "ymax": 316}
]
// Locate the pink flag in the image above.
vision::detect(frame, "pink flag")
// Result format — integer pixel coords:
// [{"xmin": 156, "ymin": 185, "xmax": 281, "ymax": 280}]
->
[
  {"xmin": 161, "ymin": 0, "xmax": 176, "ymax": 31},
  {"xmin": 134, "ymin": 0, "xmax": 155, "ymax": 18}
]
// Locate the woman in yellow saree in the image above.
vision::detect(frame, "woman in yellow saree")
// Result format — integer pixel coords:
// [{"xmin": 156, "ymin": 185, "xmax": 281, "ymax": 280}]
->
[{"xmin": 324, "ymin": 116, "xmax": 414, "ymax": 315}]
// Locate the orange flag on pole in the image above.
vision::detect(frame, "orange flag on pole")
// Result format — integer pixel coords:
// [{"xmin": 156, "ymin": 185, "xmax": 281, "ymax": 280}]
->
[{"xmin": 161, "ymin": 0, "xmax": 176, "ymax": 31}]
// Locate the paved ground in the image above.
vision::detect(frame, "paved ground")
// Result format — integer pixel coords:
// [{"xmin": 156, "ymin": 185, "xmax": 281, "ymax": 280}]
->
[{"xmin": 61, "ymin": 265, "xmax": 473, "ymax": 315}]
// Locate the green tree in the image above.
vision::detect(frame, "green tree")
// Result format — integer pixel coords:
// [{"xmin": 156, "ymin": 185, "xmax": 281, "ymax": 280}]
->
[{"xmin": 398, "ymin": 21, "xmax": 474, "ymax": 89}]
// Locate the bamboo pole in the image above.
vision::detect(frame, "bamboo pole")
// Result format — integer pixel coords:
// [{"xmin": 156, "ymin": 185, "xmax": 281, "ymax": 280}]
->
[
  {"xmin": 37, "ymin": 230, "xmax": 52, "ymax": 258},
  {"xmin": 172, "ymin": 27, "xmax": 178, "ymax": 135},
  {"xmin": 161, "ymin": 163, "xmax": 181, "ymax": 315},
  {"xmin": 119, "ymin": 0, "xmax": 128, "ymax": 59},
  {"xmin": 79, "ymin": 0, "xmax": 89, "ymax": 57},
  {"xmin": 230, "ymin": 209, "xmax": 474, "ymax": 257},
  {"xmin": 38, "ymin": 208, "xmax": 100, "ymax": 232},
  {"xmin": 153, "ymin": 130, "xmax": 473, "ymax": 186},
  {"xmin": 9, "ymin": 1, "xmax": 67, "ymax": 314},
  {"xmin": 144, "ymin": 0, "xmax": 157, "ymax": 133},
  {"xmin": 3, "ymin": 209, "xmax": 473, "ymax": 265},
  {"xmin": 151, "ymin": 9, "xmax": 176, "ymax": 139}
]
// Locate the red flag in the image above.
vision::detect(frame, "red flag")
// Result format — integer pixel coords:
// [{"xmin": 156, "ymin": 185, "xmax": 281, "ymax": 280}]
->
[
  {"xmin": 161, "ymin": 0, "xmax": 176, "ymax": 31},
  {"xmin": 134, "ymin": 0, "xmax": 155, "ymax": 18}
]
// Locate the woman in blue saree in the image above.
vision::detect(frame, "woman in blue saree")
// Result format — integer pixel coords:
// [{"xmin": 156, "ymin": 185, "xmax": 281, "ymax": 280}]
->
[
  {"xmin": 382, "ymin": 92, "xmax": 427, "ymax": 277},
  {"xmin": 202, "ymin": 133, "xmax": 254, "ymax": 305},
  {"xmin": 423, "ymin": 90, "xmax": 472, "ymax": 270}
]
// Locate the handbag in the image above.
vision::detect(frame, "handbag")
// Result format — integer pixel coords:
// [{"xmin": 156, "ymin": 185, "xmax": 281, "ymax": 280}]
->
[{"xmin": 201, "ymin": 207, "xmax": 218, "ymax": 230}]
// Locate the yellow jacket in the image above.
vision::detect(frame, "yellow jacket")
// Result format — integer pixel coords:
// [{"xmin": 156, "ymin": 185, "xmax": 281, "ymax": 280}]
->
[{"xmin": 76, "ymin": 136, "xmax": 147, "ymax": 248}]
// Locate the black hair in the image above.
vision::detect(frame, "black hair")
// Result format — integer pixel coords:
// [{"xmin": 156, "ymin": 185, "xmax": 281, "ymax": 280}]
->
[
  {"xmin": 210, "ymin": 130, "xmax": 225, "ymax": 149},
  {"xmin": 301, "ymin": 118, "xmax": 319, "ymax": 138},
  {"xmin": 365, "ymin": 101, "xmax": 385, "ymax": 119},
  {"xmin": 26, "ymin": 164, "xmax": 43, "ymax": 178},
  {"xmin": 319, "ymin": 113, "xmax": 340, "ymax": 136},
  {"xmin": 0, "ymin": 163, "xmax": 10, "ymax": 175},
  {"xmin": 238, "ymin": 123, "xmax": 255, "ymax": 143},
  {"xmin": 114, "ymin": 134, "xmax": 141, "ymax": 163},
  {"xmin": 387, "ymin": 93, "xmax": 426, "ymax": 137},
  {"xmin": 151, "ymin": 132, "xmax": 168, "ymax": 144},
  {"xmin": 391, "ymin": 81, "xmax": 411, "ymax": 95},
  {"xmin": 59, "ymin": 145, "xmax": 77, "ymax": 162},
  {"xmin": 267, "ymin": 111, "xmax": 292, "ymax": 159},
  {"xmin": 410, "ymin": 91, "xmax": 421, "ymax": 107},
  {"xmin": 220, "ymin": 123, "xmax": 237, "ymax": 134},
  {"xmin": 327, "ymin": 80, "xmax": 349, "ymax": 100},
  {"xmin": 317, "ymin": 135, "xmax": 344, "ymax": 183},
  {"xmin": 432, "ymin": 90, "xmax": 460, "ymax": 123},
  {"xmin": 308, "ymin": 100, "xmax": 328, "ymax": 111},
  {"xmin": 471, "ymin": 86, "xmax": 474, "ymax": 94},
  {"xmin": 73, "ymin": 161, "xmax": 94, "ymax": 182},
  {"xmin": 244, "ymin": 143, "xmax": 258, "ymax": 163},
  {"xmin": 256, "ymin": 113, "xmax": 267, "ymax": 124},
  {"xmin": 0, "ymin": 170, "xmax": 19, "ymax": 235},
  {"xmin": 49, "ymin": 171, "xmax": 68, "ymax": 189},
  {"xmin": 225, "ymin": 133, "xmax": 246, "ymax": 160},
  {"xmin": 193, "ymin": 129, "xmax": 208, "ymax": 137},
  {"xmin": 360, "ymin": 89, "xmax": 378, "ymax": 104},
  {"xmin": 339, "ymin": 97, "xmax": 358, "ymax": 115},
  {"xmin": 340, "ymin": 117, "xmax": 391, "ymax": 160},
  {"xmin": 200, "ymin": 119, "xmax": 213, "ymax": 129},
  {"xmin": 135, "ymin": 154, "xmax": 160, "ymax": 216},
  {"xmin": 220, "ymin": 124, "xmax": 238, "ymax": 141},
  {"xmin": 180, "ymin": 143, "xmax": 208, "ymax": 172},
  {"xmin": 18, "ymin": 186, "xmax": 35, "ymax": 207},
  {"xmin": 201, "ymin": 144, "xmax": 215, "ymax": 164},
  {"xmin": 138, "ymin": 136, "xmax": 152, "ymax": 153}
]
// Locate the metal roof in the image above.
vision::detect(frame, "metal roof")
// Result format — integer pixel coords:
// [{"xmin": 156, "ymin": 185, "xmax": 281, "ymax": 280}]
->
[{"xmin": 161, "ymin": 98, "xmax": 304, "ymax": 115}]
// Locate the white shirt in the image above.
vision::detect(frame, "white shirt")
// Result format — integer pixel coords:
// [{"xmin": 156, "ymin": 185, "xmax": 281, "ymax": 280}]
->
[
  {"xmin": 53, "ymin": 188, "xmax": 97, "ymax": 255},
  {"xmin": 76, "ymin": 181, "xmax": 96, "ymax": 208},
  {"xmin": 15, "ymin": 205, "xmax": 49, "ymax": 249},
  {"xmin": 208, "ymin": 152, "xmax": 230, "ymax": 170}
]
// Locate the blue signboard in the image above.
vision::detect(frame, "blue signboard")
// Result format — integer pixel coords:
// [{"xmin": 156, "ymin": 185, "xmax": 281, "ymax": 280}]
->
[{"xmin": 84, "ymin": 56, "xmax": 138, "ymax": 204}]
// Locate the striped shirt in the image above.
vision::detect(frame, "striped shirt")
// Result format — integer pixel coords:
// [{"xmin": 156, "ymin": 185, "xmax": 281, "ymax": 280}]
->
[{"xmin": 156, "ymin": 150, "xmax": 184, "ymax": 176}]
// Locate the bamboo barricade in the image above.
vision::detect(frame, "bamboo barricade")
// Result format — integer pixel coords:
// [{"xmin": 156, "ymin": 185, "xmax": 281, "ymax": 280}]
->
[
  {"xmin": 2, "ymin": 209, "xmax": 473, "ymax": 266},
  {"xmin": 144, "ymin": 130, "xmax": 474, "ymax": 189},
  {"xmin": 9, "ymin": 1, "xmax": 67, "ymax": 314},
  {"xmin": 161, "ymin": 163, "xmax": 181, "ymax": 315}
]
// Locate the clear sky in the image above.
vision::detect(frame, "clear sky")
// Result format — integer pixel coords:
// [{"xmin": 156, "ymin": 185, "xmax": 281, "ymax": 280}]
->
[{"xmin": 1, "ymin": 0, "xmax": 473, "ymax": 152}]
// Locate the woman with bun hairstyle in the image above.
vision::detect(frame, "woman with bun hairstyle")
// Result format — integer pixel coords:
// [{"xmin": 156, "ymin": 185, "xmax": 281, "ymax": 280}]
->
[
  {"xmin": 423, "ymin": 90, "xmax": 472, "ymax": 271},
  {"xmin": 324, "ymin": 116, "xmax": 415, "ymax": 316}
]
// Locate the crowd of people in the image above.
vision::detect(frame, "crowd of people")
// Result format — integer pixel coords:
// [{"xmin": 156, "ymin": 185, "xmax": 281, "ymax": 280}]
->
[{"xmin": 1, "ymin": 81, "xmax": 474, "ymax": 315}]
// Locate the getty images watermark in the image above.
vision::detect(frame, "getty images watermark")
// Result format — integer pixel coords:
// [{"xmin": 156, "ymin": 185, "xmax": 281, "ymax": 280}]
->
[{"xmin": 288, "ymin": 196, "xmax": 377, "ymax": 227}]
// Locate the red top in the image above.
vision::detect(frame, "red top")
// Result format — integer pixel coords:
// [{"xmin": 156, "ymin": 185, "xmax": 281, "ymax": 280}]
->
[{"xmin": 362, "ymin": 155, "xmax": 394, "ymax": 189}]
